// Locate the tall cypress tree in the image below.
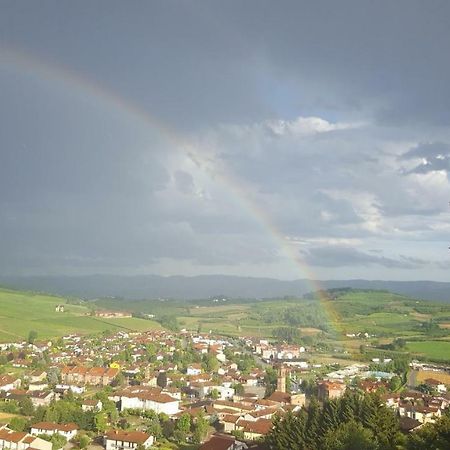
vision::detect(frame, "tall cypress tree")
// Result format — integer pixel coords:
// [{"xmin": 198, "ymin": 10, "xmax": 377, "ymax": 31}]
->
[
  {"xmin": 321, "ymin": 399, "xmax": 340, "ymax": 432},
  {"xmin": 338, "ymin": 395, "xmax": 355, "ymax": 424},
  {"xmin": 360, "ymin": 394, "xmax": 378, "ymax": 430},
  {"xmin": 372, "ymin": 404, "xmax": 401, "ymax": 450},
  {"xmin": 305, "ymin": 398, "xmax": 322, "ymax": 449}
]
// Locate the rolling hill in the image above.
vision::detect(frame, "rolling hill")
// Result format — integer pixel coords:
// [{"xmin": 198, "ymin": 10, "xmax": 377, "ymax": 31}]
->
[
  {"xmin": 0, "ymin": 287, "xmax": 161, "ymax": 343},
  {"xmin": 1, "ymin": 275, "xmax": 450, "ymax": 302}
]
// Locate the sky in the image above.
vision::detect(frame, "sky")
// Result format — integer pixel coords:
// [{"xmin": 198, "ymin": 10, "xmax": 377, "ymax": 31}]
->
[{"xmin": 1, "ymin": 0, "xmax": 450, "ymax": 281}]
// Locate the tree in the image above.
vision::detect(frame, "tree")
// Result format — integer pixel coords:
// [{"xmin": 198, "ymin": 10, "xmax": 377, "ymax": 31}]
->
[
  {"xmin": 28, "ymin": 330, "xmax": 38, "ymax": 345},
  {"xmin": 192, "ymin": 412, "xmax": 209, "ymax": 443},
  {"xmin": 321, "ymin": 399, "xmax": 340, "ymax": 431},
  {"xmin": 156, "ymin": 371, "xmax": 168, "ymax": 388},
  {"xmin": 73, "ymin": 434, "xmax": 91, "ymax": 449},
  {"xmin": 231, "ymin": 429, "xmax": 245, "ymax": 440},
  {"xmin": 272, "ymin": 327, "xmax": 302, "ymax": 344},
  {"xmin": 9, "ymin": 417, "xmax": 28, "ymax": 431},
  {"xmin": 94, "ymin": 412, "xmax": 108, "ymax": 432},
  {"xmin": 111, "ymin": 372, "xmax": 126, "ymax": 387},
  {"xmin": 50, "ymin": 433, "xmax": 67, "ymax": 450},
  {"xmin": 19, "ymin": 397, "xmax": 34, "ymax": 416},
  {"xmin": 162, "ymin": 419, "xmax": 175, "ymax": 440},
  {"xmin": 406, "ymin": 413, "xmax": 450, "ymax": 450},
  {"xmin": 264, "ymin": 367, "xmax": 278, "ymax": 397},
  {"xmin": 174, "ymin": 413, "xmax": 191, "ymax": 442},
  {"xmin": 209, "ymin": 388, "xmax": 219, "ymax": 400},
  {"xmin": 146, "ymin": 416, "xmax": 163, "ymax": 440},
  {"xmin": 323, "ymin": 420, "xmax": 377, "ymax": 450},
  {"xmin": 305, "ymin": 398, "xmax": 321, "ymax": 448},
  {"xmin": 389, "ymin": 375, "xmax": 402, "ymax": 392},
  {"xmin": 47, "ymin": 367, "xmax": 60, "ymax": 385},
  {"xmin": 266, "ymin": 391, "xmax": 404, "ymax": 450},
  {"xmin": 370, "ymin": 403, "xmax": 402, "ymax": 450},
  {"xmin": 202, "ymin": 353, "xmax": 219, "ymax": 373}
]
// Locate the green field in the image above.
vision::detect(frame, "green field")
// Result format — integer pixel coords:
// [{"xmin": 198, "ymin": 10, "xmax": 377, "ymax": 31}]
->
[
  {"xmin": 1, "ymin": 286, "xmax": 450, "ymax": 362},
  {"xmin": 406, "ymin": 341, "xmax": 450, "ymax": 361},
  {"xmin": 0, "ymin": 288, "xmax": 162, "ymax": 342}
]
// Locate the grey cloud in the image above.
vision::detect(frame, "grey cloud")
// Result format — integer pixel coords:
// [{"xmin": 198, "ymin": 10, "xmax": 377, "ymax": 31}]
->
[
  {"xmin": 300, "ymin": 246, "xmax": 425, "ymax": 269},
  {"xmin": 174, "ymin": 170, "xmax": 195, "ymax": 194},
  {"xmin": 2, "ymin": 1, "xmax": 450, "ymax": 128},
  {"xmin": 1, "ymin": 2, "xmax": 450, "ymax": 279},
  {"xmin": 401, "ymin": 142, "xmax": 450, "ymax": 175}
]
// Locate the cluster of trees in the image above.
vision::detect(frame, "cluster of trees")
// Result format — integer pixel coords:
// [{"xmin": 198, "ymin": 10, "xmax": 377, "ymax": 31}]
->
[
  {"xmin": 172, "ymin": 412, "xmax": 209, "ymax": 444},
  {"xmin": 302, "ymin": 287, "xmax": 356, "ymax": 300},
  {"xmin": 419, "ymin": 320, "xmax": 447, "ymax": 337},
  {"xmin": 267, "ymin": 391, "xmax": 450, "ymax": 450},
  {"xmin": 406, "ymin": 413, "xmax": 450, "ymax": 449},
  {"xmin": 267, "ymin": 392, "xmax": 403, "ymax": 450},
  {"xmin": 264, "ymin": 367, "xmax": 278, "ymax": 397},
  {"xmin": 223, "ymin": 347, "xmax": 257, "ymax": 373},
  {"xmin": 272, "ymin": 326, "xmax": 303, "ymax": 344},
  {"xmin": 156, "ymin": 315, "xmax": 179, "ymax": 331},
  {"xmin": 258, "ymin": 303, "xmax": 329, "ymax": 331},
  {"xmin": 2, "ymin": 390, "xmax": 120, "ymax": 435},
  {"xmin": 364, "ymin": 356, "xmax": 410, "ymax": 383},
  {"xmin": 124, "ymin": 409, "xmax": 210, "ymax": 444},
  {"xmin": 378, "ymin": 338, "xmax": 407, "ymax": 351},
  {"xmin": 36, "ymin": 432, "xmax": 68, "ymax": 450}
]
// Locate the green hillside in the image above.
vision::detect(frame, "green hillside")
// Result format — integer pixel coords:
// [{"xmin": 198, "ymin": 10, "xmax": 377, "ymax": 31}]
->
[
  {"xmin": 93, "ymin": 289, "xmax": 450, "ymax": 362},
  {"xmin": 2, "ymin": 286, "xmax": 450, "ymax": 362},
  {"xmin": 0, "ymin": 287, "xmax": 162, "ymax": 342}
]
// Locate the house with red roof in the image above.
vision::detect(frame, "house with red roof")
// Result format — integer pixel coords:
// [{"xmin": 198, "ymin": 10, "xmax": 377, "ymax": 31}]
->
[
  {"xmin": 31, "ymin": 422, "xmax": 79, "ymax": 440},
  {"xmin": 0, "ymin": 425, "xmax": 52, "ymax": 450},
  {"xmin": 104, "ymin": 430, "xmax": 154, "ymax": 450}
]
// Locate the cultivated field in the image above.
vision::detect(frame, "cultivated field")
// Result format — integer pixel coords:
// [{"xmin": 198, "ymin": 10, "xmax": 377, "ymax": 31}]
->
[
  {"xmin": 406, "ymin": 341, "xmax": 450, "ymax": 361},
  {"xmin": 2, "ymin": 286, "xmax": 450, "ymax": 362}
]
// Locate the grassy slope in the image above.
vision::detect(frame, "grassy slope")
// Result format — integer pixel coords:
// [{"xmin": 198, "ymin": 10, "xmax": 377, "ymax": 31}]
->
[
  {"xmin": 0, "ymin": 288, "xmax": 161, "ymax": 342},
  {"xmin": 2, "ymin": 286, "xmax": 450, "ymax": 361},
  {"xmin": 406, "ymin": 341, "xmax": 450, "ymax": 361}
]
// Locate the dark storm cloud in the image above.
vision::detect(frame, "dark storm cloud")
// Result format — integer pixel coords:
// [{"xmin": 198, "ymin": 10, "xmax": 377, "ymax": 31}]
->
[
  {"xmin": 1, "ymin": 1, "xmax": 450, "ymax": 279},
  {"xmin": 2, "ymin": 1, "xmax": 450, "ymax": 128}
]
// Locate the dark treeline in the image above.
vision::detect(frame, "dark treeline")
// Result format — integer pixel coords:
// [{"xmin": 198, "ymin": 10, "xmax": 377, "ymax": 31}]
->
[
  {"xmin": 258, "ymin": 303, "xmax": 330, "ymax": 331},
  {"xmin": 266, "ymin": 391, "xmax": 450, "ymax": 450}
]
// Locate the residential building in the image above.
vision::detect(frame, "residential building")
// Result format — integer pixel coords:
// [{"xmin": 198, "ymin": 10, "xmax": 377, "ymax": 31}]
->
[
  {"xmin": 31, "ymin": 422, "xmax": 79, "ymax": 440},
  {"xmin": 0, "ymin": 425, "xmax": 52, "ymax": 450},
  {"xmin": 104, "ymin": 430, "xmax": 154, "ymax": 450}
]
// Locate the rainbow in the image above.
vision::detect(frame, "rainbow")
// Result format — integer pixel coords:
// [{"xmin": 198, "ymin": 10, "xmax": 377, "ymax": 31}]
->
[{"xmin": 0, "ymin": 45, "xmax": 345, "ymax": 340}]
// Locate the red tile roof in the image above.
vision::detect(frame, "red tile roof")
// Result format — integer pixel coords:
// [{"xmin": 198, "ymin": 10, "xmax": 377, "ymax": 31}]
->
[
  {"xmin": 199, "ymin": 435, "xmax": 235, "ymax": 450},
  {"xmin": 105, "ymin": 430, "xmax": 151, "ymax": 444}
]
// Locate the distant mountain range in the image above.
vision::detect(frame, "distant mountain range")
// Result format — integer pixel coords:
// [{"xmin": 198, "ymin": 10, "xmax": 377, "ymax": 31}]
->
[{"xmin": 1, "ymin": 274, "xmax": 450, "ymax": 302}]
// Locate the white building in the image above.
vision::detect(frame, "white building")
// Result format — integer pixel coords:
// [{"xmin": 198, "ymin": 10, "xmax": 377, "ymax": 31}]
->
[
  {"xmin": 0, "ymin": 376, "xmax": 21, "ymax": 392},
  {"xmin": 120, "ymin": 392, "xmax": 179, "ymax": 416},
  {"xmin": 31, "ymin": 422, "xmax": 79, "ymax": 440},
  {"xmin": 186, "ymin": 364, "xmax": 202, "ymax": 376},
  {"xmin": 105, "ymin": 430, "xmax": 154, "ymax": 450},
  {"xmin": 0, "ymin": 425, "xmax": 52, "ymax": 450}
]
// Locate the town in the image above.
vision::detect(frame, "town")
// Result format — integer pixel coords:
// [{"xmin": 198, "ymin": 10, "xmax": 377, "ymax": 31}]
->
[{"xmin": 0, "ymin": 325, "xmax": 449, "ymax": 450}]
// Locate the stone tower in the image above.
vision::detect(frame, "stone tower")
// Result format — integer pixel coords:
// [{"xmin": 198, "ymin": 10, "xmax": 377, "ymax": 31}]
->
[{"xmin": 277, "ymin": 365, "xmax": 287, "ymax": 393}]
